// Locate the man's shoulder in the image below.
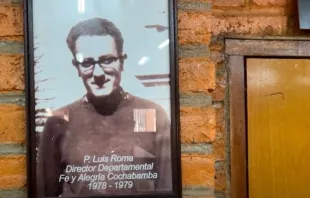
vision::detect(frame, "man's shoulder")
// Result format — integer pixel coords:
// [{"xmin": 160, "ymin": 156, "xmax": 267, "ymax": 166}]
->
[
  {"xmin": 49, "ymin": 98, "xmax": 84, "ymax": 120},
  {"xmin": 129, "ymin": 94, "xmax": 165, "ymax": 111},
  {"xmin": 40, "ymin": 100, "xmax": 82, "ymax": 137}
]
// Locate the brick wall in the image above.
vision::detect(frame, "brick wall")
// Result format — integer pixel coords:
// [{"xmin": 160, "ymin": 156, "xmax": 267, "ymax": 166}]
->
[{"xmin": 0, "ymin": 0, "xmax": 304, "ymax": 197}]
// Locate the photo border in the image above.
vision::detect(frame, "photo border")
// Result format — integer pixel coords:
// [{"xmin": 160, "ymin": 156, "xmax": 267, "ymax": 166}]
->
[{"xmin": 24, "ymin": 0, "xmax": 181, "ymax": 198}]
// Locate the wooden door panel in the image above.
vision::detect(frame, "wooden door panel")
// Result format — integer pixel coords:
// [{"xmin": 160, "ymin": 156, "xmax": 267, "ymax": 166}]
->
[{"xmin": 247, "ymin": 58, "xmax": 310, "ymax": 198}]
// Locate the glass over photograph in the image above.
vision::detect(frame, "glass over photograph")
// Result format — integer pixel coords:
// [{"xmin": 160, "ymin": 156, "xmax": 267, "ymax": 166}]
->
[{"xmin": 32, "ymin": 0, "xmax": 174, "ymax": 197}]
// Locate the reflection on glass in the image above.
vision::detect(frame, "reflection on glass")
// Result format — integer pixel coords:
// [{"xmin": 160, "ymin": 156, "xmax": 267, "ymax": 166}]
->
[
  {"xmin": 32, "ymin": 1, "xmax": 175, "ymax": 196},
  {"xmin": 158, "ymin": 39, "xmax": 169, "ymax": 50},
  {"xmin": 138, "ymin": 56, "xmax": 150, "ymax": 65},
  {"xmin": 78, "ymin": 0, "xmax": 85, "ymax": 13}
]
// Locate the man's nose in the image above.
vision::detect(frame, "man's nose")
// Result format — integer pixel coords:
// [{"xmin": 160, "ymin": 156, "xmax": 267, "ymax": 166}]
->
[{"xmin": 93, "ymin": 64, "xmax": 105, "ymax": 76}]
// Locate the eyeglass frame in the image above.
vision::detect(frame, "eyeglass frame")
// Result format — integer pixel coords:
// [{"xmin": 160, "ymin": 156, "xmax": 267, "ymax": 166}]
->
[{"xmin": 72, "ymin": 53, "xmax": 128, "ymax": 71}]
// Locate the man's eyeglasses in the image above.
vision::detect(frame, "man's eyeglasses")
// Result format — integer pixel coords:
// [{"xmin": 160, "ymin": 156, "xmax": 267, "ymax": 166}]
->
[{"xmin": 73, "ymin": 54, "xmax": 127, "ymax": 68}]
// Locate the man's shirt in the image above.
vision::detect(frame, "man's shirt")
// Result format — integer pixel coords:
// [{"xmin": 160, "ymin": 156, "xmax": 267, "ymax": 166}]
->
[{"xmin": 36, "ymin": 92, "xmax": 172, "ymax": 197}]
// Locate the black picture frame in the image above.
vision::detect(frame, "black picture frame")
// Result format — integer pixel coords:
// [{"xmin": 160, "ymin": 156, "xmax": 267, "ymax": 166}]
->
[{"xmin": 24, "ymin": 0, "xmax": 181, "ymax": 198}]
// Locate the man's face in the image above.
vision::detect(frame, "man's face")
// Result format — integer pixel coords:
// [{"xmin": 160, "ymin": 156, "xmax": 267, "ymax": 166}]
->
[{"xmin": 74, "ymin": 35, "xmax": 122, "ymax": 98}]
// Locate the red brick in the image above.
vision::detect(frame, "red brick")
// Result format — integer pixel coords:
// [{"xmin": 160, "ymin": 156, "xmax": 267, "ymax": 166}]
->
[
  {"xmin": 213, "ymin": 108, "xmax": 226, "ymax": 191},
  {"xmin": 0, "ymin": 5, "xmax": 23, "ymax": 36},
  {"xmin": 212, "ymin": 16, "xmax": 287, "ymax": 35},
  {"xmin": 210, "ymin": 41, "xmax": 223, "ymax": 51},
  {"xmin": 214, "ymin": 162, "xmax": 226, "ymax": 191},
  {"xmin": 179, "ymin": 58, "xmax": 216, "ymax": 93},
  {"xmin": 178, "ymin": 0, "xmax": 212, "ymax": 2},
  {"xmin": 0, "ymin": 155, "xmax": 26, "ymax": 189},
  {"xmin": 181, "ymin": 107, "xmax": 216, "ymax": 143},
  {"xmin": 211, "ymin": 77, "xmax": 226, "ymax": 101},
  {"xmin": 213, "ymin": 109, "xmax": 225, "ymax": 160},
  {"xmin": 215, "ymin": 108, "xmax": 225, "ymax": 135},
  {"xmin": 211, "ymin": 51, "xmax": 224, "ymax": 65},
  {"xmin": 213, "ymin": 0, "xmax": 245, "ymax": 7},
  {"xmin": 0, "ymin": 55, "xmax": 24, "ymax": 91},
  {"xmin": 0, "ymin": 175, "xmax": 26, "ymax": 189},
  {"xmin": 212, "ymin": 7, "xmax": 286, "ymax": 17},
  {"xmin": 182, "ymin": 154, "xmax": 215, "ymax": 187},
  {"xmin": 0, "ymin": 35, "xmax": 24, "ymax": 42},
  {"xmin": 252, "ymin": 0, "xmax": 288, "ymax": 6},
  {"xmin": 0, "ymin": 104, "xmax": 25, "ymax": 143},
  {"xmin": 178, "ymin": 10, "xmax": 211, "ymax": 45},
  {"xmin": 213, "ymin": 139, "xmax": 225, "ymax": 160}
]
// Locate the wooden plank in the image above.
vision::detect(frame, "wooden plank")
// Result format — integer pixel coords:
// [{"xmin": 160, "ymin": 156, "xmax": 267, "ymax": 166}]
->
[
  {"xmin": 297, "ymin": 41, "xmax": 310, "ymax": 56},
  {"xmin": 226, "ymin": 39, "xmax": 310, "ymax": 198},
  {"xmin": 225, "ymin": 39, "xmax": 299, "ymax": 56},
  {"xmin": 247, "ymin": 58, "xmax": 310, "ymax": 198},
  {"xmin": 229, "ymin": 55, "xmax": 247, "ymax": 198}
]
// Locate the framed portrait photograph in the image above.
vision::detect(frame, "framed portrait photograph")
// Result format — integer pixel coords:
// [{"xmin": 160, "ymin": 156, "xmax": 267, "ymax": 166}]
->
[{"xmin": 24, "ymin": 0, "xmax": 181, "ymax": 198}]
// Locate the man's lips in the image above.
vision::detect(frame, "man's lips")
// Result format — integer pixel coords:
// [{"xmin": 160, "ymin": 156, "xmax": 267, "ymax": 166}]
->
[{"xmin": 91, "ymin": 79, "xmax": 111, "ymax": 88}]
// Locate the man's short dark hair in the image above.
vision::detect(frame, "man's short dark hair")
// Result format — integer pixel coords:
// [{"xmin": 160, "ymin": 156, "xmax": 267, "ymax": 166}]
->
[{"xmin": 66, "ymin": 17, "xmax": 124, "ymax": 57}]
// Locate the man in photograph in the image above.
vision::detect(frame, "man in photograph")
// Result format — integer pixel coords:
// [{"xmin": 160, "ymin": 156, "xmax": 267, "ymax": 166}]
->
[{"xmin": 37, "ymin": 17, "xmax": 172, "ymax": 197}]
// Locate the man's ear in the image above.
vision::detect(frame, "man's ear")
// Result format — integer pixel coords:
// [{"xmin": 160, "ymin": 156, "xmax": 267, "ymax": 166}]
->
[
  {"xmin": 122, "ymin": 53, "xmax": 128, "ymax": 60},
  {"xmin": 120, "ymin": 53, "xmax": 127, "ymax": 71},
  {"xmin": 72, "ymin": 59, "xmax": 82, "ymax": 77},
  {"xmin": 72, "ymin": 59, "xmax": 78, "ymax": 66}
]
